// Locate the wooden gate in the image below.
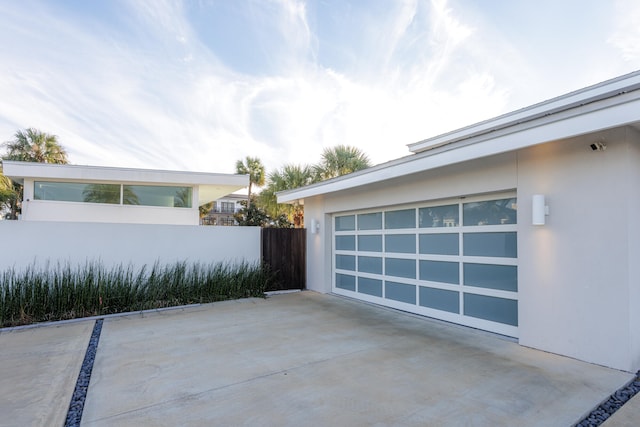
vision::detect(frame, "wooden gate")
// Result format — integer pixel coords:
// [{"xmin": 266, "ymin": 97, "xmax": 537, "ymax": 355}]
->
[{"xmin": 261, "ymin": 228, "xmax": 306, "ymax": 291}]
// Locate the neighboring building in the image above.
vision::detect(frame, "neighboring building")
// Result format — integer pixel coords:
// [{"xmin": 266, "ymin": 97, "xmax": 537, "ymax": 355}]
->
[
  {"xmin": 278, "ymin": 71, "xmax": 640, "ymax": 372},
  {"xmin": 201, "ymin": 193, "xmax": 246, "ymax": 226},
  {"xmin": 2, "ymin": 161, "xmax": 249, "ymax": 226}
]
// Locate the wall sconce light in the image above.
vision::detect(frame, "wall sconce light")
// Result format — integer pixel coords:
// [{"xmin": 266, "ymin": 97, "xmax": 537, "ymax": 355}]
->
[
  {"xmin": 310, "ymin": 219, "xmax": 320, "ymax": 234},
  {"xmin": 532, "ymin": 194, "xmax": 549, "ymax": 225}
]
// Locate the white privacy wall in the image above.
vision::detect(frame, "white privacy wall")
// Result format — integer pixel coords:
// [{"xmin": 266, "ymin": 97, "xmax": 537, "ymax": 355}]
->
[{"xmin": 0, "ymin": 222, "xmax": 261, "ymax": 271}]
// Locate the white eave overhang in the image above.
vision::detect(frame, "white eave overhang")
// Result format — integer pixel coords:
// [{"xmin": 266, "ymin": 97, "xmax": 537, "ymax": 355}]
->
[
  {"xmin": 278, "ymin": 70, "xmax": 640, "ymax": 204},
  {"xmin": 1, "ymin": 161, "xmax": 249, "ymax": 206},
  {"xmin": 408, "ymin": 70, "xmax": 640, "ymax": 153}
]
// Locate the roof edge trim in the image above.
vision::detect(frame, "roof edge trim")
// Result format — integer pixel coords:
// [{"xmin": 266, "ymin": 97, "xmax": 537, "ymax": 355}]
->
[{"xmin": 408, "ymin": 70, "xmax": 640, "ymax": 153}]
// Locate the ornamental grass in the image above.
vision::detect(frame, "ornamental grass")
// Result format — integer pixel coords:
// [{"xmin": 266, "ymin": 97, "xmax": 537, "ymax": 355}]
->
[{"xmin": 0, "ymin": 260, "xmax": 273, "ymax": 327}]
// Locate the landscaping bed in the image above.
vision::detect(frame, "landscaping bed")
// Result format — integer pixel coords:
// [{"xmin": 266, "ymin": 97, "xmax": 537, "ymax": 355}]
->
[{"xmin": 0, "ymin": 260, "xmax": 273, "ymax": 327}]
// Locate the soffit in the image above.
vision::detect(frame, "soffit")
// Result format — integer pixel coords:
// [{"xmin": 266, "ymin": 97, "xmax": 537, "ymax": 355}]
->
[{"xmin": 199, "ymin": 185, "xmax": 247, "ymax": 206}]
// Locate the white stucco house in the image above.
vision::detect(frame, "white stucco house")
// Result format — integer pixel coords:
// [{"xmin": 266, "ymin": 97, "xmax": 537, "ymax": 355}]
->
[
  {"xmin": 2, "ymin": 161, "xmax": 249, "ymax": 225},
  {"xmin": 201, "ymin": 193, "xmax": 247, "ymax": 226},
  {"xmin": 278, "ymin": 71, "xmax": 640, "ymax": 372}
]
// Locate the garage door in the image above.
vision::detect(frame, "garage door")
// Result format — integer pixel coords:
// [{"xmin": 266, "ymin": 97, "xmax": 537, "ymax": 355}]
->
[{"xmin": 332, "ymin": 194, "xmax": 518, "ymax": 337}]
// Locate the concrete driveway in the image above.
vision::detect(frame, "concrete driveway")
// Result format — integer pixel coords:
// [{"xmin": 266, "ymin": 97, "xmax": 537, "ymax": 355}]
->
[{"xmin": 0, "ymin": 291, "xmax": 635, "ymax": 426}]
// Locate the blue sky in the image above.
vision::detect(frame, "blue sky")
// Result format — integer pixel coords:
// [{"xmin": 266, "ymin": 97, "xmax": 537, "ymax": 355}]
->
[{"xmin": 1, "ymin": 0, "xmax": 639, "ymax": 175}]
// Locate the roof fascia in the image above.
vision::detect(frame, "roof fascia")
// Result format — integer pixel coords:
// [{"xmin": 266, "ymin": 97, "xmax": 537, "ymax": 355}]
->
[
  {"xmin": 408, "ymin": 70, "xmax": 640, "ymax": 153},
  {"xmin": 1, "ymin": 161, "xmax": 249, "ymax": 187},
  {"xmin": 277, "ymin": 87, "xmax": 640, "ymax": 203}
]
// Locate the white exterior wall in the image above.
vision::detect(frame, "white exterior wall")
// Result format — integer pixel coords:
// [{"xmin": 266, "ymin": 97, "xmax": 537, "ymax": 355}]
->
[
  {"xmin": 319, "ymin": 153, "xmax": 518, "ymax": 214},
  {"xmin": 304, "ymin": 197, "xmax": 331, "ymax": 293},
  {"xmin": 0, "ymin": 221, "xmax": 261, "ymax": 272},
  {"xmin": 303, "ymin": 133, "xmax": 639, "ymax": 371},
  {"xmin": 629, "ymin": 127, "xmax": 640, "ymax": 370},
  {"xmin": 21, "ymin": 179, "xmax": 199, "ymax": 225},
  {"xmin": 517, "ymin": 127, "xmax": 635, "ymax": 371}
]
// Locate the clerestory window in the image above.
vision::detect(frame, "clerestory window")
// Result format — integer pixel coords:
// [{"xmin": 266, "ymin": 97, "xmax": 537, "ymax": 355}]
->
[{"xmin": 34, "ymin": 181, "xmax": 193, "ymax": 208}]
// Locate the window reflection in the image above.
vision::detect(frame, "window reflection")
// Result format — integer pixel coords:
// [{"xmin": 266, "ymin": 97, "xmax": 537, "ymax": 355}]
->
[
  {"xmin": 419, "ymin": 204, "xmax": 459, "ymax": 228},
  {"xmin": 123, "ymin": 185, "xmax": 192, "ymax": 208},
  {"xmin": 358, "ymin": 212, "xmax": 382, "ymax": 230},
  {"xmin": 33, "ymin": 181, "xmax": 192, "ymax": 208},
  {"xmin": 335, "ymin": 215, "xmax": 355, "ymax": 231},
  {"xmin": 384, "ymin": 209, "xmax": 415, "ymax": 229},
  {"xmin": 83, "ymin": 184, "xmax": 124, "ymax": 204},
  {"xmin": 35, "ymin": 181, "xmax": 121, "ymax": 204},
  {"xmin": 463, "ymin": 198, "xmax": 517, "ymax": 226}
]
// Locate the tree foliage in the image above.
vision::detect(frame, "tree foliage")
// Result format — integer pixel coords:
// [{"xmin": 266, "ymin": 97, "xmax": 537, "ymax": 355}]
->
[
  {"xmin": 235, "ymin": 156, "xmax": 265, "ymax": 201},
  {"xmin": 199, "ymin": 201, "xmax": 214, "ymax": 219},
  {"xmin": 270, "ymin": 164, "xmax": 318, "ymax": 190},
  {"xmin": 0, "ymin": 171, "xmax": 12, "ymax": 198},
  {"xmin": 3, "ymin": 128, "xmax": 68, "ymax": 164},
  {"xmin": 233, "ymin": 198, "xmax": 293, "ymax": 228},
  {"xmin": 1, "ymin": 128, "xmax": 69, "ymax": 219},
  {"xmin": 238, "ymin": 146, "xmax": 371, "ymax": 228},
  {"xmin": 258, "ymin": 164, "xmax": 317, "ymax": 227},
  {"xmin": 0, "ymin": 171, "xmax": 14, "ymax": 211},
  {"xmin": 314, "ymin": 144, "xmax": 371, "ymax": 180}
]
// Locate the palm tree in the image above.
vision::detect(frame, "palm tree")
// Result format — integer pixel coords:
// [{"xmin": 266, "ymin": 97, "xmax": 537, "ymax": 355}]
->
[
  {"xmin": 3, "ymin": 128, "xmax": 68, "ymax": 164},
  {"xmin": 314, "ymin": 145, "xmax": 371, "ymax": 180},
  {"xmin": 235, "ymin": 156, "xmax": 265, "ymax": 202},
  {"xmin": 269, "ymin": 164, "xmax": 317, "ymax": 191},
  {"xmin": 2, "ymin": 128, "xmax": 69, "ymax": 218},
  {"xmin": 0, "ymin": 169, "xmax": 15, "ymax": 218},
  {"xmin": 260, "ymin": 164, "xmax": 316, "ymax": 227}
]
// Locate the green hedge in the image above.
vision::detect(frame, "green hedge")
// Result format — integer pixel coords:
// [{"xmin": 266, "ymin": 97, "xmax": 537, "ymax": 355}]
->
[{"xmin": 0, "ymin": 260, "xmax": 274, "ymax": 327}]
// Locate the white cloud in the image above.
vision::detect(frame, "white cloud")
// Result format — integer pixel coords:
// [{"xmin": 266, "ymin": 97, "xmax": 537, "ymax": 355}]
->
[
  {"xmin": 0, "ymin": 0, "xmax": 511, "ymax": 175},
  {"xmin": 277, "ymin": 0, "xmax": 314, "ymax": 54},
  {"xmin": 2, "ymin": 0, "xmax": 638, "ymax": 180},
  {"xmin": 608, "ymin": 0, "xmax": 640, "ymax": 62}
]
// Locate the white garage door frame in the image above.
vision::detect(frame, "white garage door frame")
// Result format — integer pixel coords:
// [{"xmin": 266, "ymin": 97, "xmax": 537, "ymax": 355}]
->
[{"xmin": 332, "ymin": 192, "xmax": 519, "ymax": 338}]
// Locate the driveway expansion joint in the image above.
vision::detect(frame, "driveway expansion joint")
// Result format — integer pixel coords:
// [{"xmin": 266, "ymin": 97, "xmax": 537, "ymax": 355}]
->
[{"xmin": 65, "ymin": 319, "xmax": 104, "ymax": 427}]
